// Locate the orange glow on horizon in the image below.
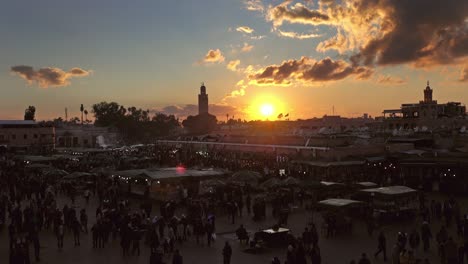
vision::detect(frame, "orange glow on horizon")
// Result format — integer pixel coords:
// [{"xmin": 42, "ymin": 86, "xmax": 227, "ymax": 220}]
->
[{"xmin": 247, "ymin": 94, "xmax": 286, "ymax": 120}]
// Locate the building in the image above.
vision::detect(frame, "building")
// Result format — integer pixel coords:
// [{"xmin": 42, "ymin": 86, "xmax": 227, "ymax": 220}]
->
[
  {"xmin": 381, "ymin": 81, "xmax": 466, "ymax": 130},
  {"xmin": 383, "ymin": 81, "xmax": 466, "ymax": 119},
  {"xmin": 198, "ymin": 83, "xmax": 209, "ymax": 114},
  {"xmin": 0, "ymin": 120, "xmax": 55, "ymax": 152},
  {"xmin": 55, "ymin": 125, "xmax": 119, "ymax": 148}
]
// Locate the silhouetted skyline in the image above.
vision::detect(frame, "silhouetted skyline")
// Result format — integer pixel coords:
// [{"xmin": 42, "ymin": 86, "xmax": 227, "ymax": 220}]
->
[{"xmin": 1, "ymin": 0, "xmax": 466, "ymax": 121}]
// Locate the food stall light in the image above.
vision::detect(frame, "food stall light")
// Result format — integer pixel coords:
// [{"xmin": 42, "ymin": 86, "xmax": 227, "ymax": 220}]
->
[
  {"xmin": 157, "ymin": 181, "xmax": 160, "ymax": 184},
  {"xmin": 453, "ymin": 174, "xmax": 456, "ymax": 177},
  {"xmin": 444, "ymin": 174, "xmax": 447, "ymax": 177},
  {"xmin": 448, "ymin": 169, "xmax": 451, "ymax": 172}
]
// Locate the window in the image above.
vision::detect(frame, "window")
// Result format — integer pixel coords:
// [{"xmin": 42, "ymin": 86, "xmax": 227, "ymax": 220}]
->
[
  {"xmin": 24, "ymin": 134, "xmax": 27, "ymax": 139},
  {"xmin": 12, "ymin": 135, "xmax": 16, "ymax": 140},
  {"xmin": 34, "ymin": 134, "xmax": 38, "ymax": 139},
  {"xmin": 0, "ymin": 135, "xmax": 4, "ymax": 140}
]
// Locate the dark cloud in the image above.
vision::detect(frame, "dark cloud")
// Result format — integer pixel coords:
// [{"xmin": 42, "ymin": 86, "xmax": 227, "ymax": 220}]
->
[
  {"xmin": 337, "ymin": 0, "xmax": 468, "ymax": 67},
  {"xmin": 156, "ymin": 104, "xmax": 243, "ymax": 119},
  {"xmin": 11, "ymin": 65, "xmax": 91, "ymax": 88},
  {"xmin": 249, "ymin": 57, "xmax": 372, "ymax": 85},
  {"xmin": 260, "ymin": 0, "xmax": 468, "ymax": 83}
]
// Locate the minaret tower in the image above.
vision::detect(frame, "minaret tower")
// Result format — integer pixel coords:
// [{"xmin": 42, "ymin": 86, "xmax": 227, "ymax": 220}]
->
[
  {"xmin": 424, "ymin": 80, "xmax": 433, "ymax": 103},
  {"xmin": 198, "ymin": 82, "xmax": 209, "ymax": 114}
]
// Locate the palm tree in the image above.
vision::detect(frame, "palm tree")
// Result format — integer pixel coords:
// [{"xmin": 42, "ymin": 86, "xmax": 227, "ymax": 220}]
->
[
  {"xmin": 84, "ymin": 110, "xmax": 89, "ymax": 124},
  {"xmin": 80, "ymin": 104, "xmax": 84, "ymax": 125}
]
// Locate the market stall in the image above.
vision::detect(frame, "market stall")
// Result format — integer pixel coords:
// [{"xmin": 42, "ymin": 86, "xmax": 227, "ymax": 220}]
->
[
  {"xmin": 114, "ymin": 167, "xmax": 228, "ymax": 201},
  {"xmin": 317, "ymin": 198, "xmax": 363, "ymax": 235},
  {"xmin": 357, "ymin": 186, "xmax": 418, "ymax": 222}
]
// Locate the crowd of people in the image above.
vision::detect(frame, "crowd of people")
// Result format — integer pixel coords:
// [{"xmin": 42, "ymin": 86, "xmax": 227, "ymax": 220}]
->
[{"xmin": 1, "ymin": 145, "xmax": 468, "ymax": 264}]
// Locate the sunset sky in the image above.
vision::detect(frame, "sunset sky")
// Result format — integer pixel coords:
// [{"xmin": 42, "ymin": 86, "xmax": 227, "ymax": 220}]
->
[{"xmin": 1, "ymin": 0, "xmax": 467, "ymax": 121}]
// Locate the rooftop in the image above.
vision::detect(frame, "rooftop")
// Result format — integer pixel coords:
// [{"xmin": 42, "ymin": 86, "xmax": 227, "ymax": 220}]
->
[{"xmin": 0, "ymin": 120, "xmax": 37, "ymax": 126}]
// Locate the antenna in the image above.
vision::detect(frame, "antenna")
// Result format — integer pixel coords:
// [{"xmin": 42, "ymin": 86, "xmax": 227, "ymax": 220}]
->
[
  {"xmin": 332, "ymin": 106, "xmax": 335, "ymax": 116},
  {"xmin": 65, "ymin": 108, "xmax": 68, "ymax": 121}
]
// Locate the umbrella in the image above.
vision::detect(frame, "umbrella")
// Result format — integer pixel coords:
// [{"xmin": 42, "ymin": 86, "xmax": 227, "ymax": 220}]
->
[
  {"xmin": 43, "ymin": 169, "xmax": 69, "ymax": 178},
  {"xmin": 231, "ymin": 170, "xmax": 262, "ymax": 183},
  {"xmin": 317, "ymin": 198, "xmax": 362, "ymax": 209},
  {"xmin": 200, "ymin": 179, "xmax": 226, "ymax": 187},
  {"xmin": 62, "ymin": 172, "xmax": 93, "ymax": 180},
  {"xmin": 259, "ymin": 177, "xmax": 282, "ymax": 189},
  {"xmin": 199, "ymin": 179, "xmax": 226, "ymax": 195},
  {"xmin": 282, "ymin": 177, "xmax": 302, "ymax": 186},
  {"xmin": 90, "ymin": 167, "xmax": 114, "ymax": 175},
  {"xmin": 25, "ymin": 163, "xmax": 50, "ymax": 169}
]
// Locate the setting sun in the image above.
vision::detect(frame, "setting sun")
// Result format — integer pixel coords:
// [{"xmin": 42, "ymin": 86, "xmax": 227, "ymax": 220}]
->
[
  {"xmin": 260, "ymin": 104, "xmax": 274, "ymax": 118},
  {"xmin": 246, "ymin": 94, "xmax": 286, "ymax": 120}
]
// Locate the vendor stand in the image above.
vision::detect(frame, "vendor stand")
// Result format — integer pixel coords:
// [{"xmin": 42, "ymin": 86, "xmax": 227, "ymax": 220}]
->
[
  {"xmin": 253, "ymin": 227, "xmax": 291, "ymax": 247},
  {"xmin": 317, "ymin": 198, "xmax": 363, "ymax": 235},
  {"xmin": 357, "ymin": 186, "xmax": 418, "ymax": 223}
]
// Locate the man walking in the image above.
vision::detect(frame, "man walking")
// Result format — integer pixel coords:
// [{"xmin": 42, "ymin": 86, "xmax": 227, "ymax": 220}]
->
[
  {"xmin": 223, "ymin": 241, "xmax": 232, "ymax": 264},
  {"xmin": 374, "ymin": 231, "xmax": 387, "ymax": 261}
]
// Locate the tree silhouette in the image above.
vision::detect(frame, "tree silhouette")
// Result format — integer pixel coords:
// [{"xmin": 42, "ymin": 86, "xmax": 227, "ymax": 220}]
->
[
  {"xmin": 80, "ymin": 104, "xmax": 84, "ymax": 125},
  {"xmin": 24, "ymin": 106, "xmax": 36, "ymax": 121},
  {"xmin": 84, "ymin": 109, "xmax": 89, "ymax": 123},
  {"xmin": 182, "ymin": 113, "xmax": 218, "ymax": 134}
]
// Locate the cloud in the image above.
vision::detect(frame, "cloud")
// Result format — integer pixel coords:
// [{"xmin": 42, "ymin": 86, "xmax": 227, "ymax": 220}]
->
[
  {"xmin": 244, "ymin": 0, "xmax": 264, "ymax": 12},
  {"xmin": 157, "ymin": 104, "xmax": 243, "ymax": 120},
  {"xmin": 263, "ymin": 0, "xmax": 468, "ymax": 69},
  {"xmin": 278, "ymin": 30, "xmax": 321, "ymax": 39},
  {"xmin": 460, "ymin": 65, "xmax": 468, "ymax": 82},
  {"xmin": 376, "ymin": 74, "xmax": 406, "ymax": 85},
  {"xmin": 267, "ymin": 2, "xmax": 329, "ymax": 27},
  {"xmin": 241, "ymin": 43, "xmax": 254, "ymax": 53},
  {"xmin": 236, "ymin": 26, "xmax": 254, "ymax": 34},
  {"xmin": 248, "ymin": 57, "xmax": 373, "ymax": 86},
  {"xmin": 227, "ymin": 60, "xmax": 241, "ymax": 71},
  {"xmin": 223, "ymin": 80, "xmax": 248, "ymax": 101},
  {"xmin": 348, "ymin": 0, "xmax": 468, "ymax": 67},
  {"xmin": 256, "ymin": 0, "xmax": 468, "ymax": 82},
  {"xmin": 200, "ymin": 49, "xmax": 225, "ymax": 64},
  {"xmin": 10, "ymin": 65, "xmax": 91, "ymax": 88}
]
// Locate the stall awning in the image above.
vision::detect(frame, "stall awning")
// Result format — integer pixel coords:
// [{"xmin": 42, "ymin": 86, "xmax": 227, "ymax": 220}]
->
[
  {"xmin": 318, "ymin": 198, "xmax": 362, "ymax": 208},
  {"xmin": 293, "ymin": 160, "xmax": 365, "ymax": 167},
  {"xmin": 360, "ymin": 185, "xmax": 416, "ymax": 196},
  {"xmin": 114, "ymin": 168, "xmax": 228, "ymax": 180}
]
